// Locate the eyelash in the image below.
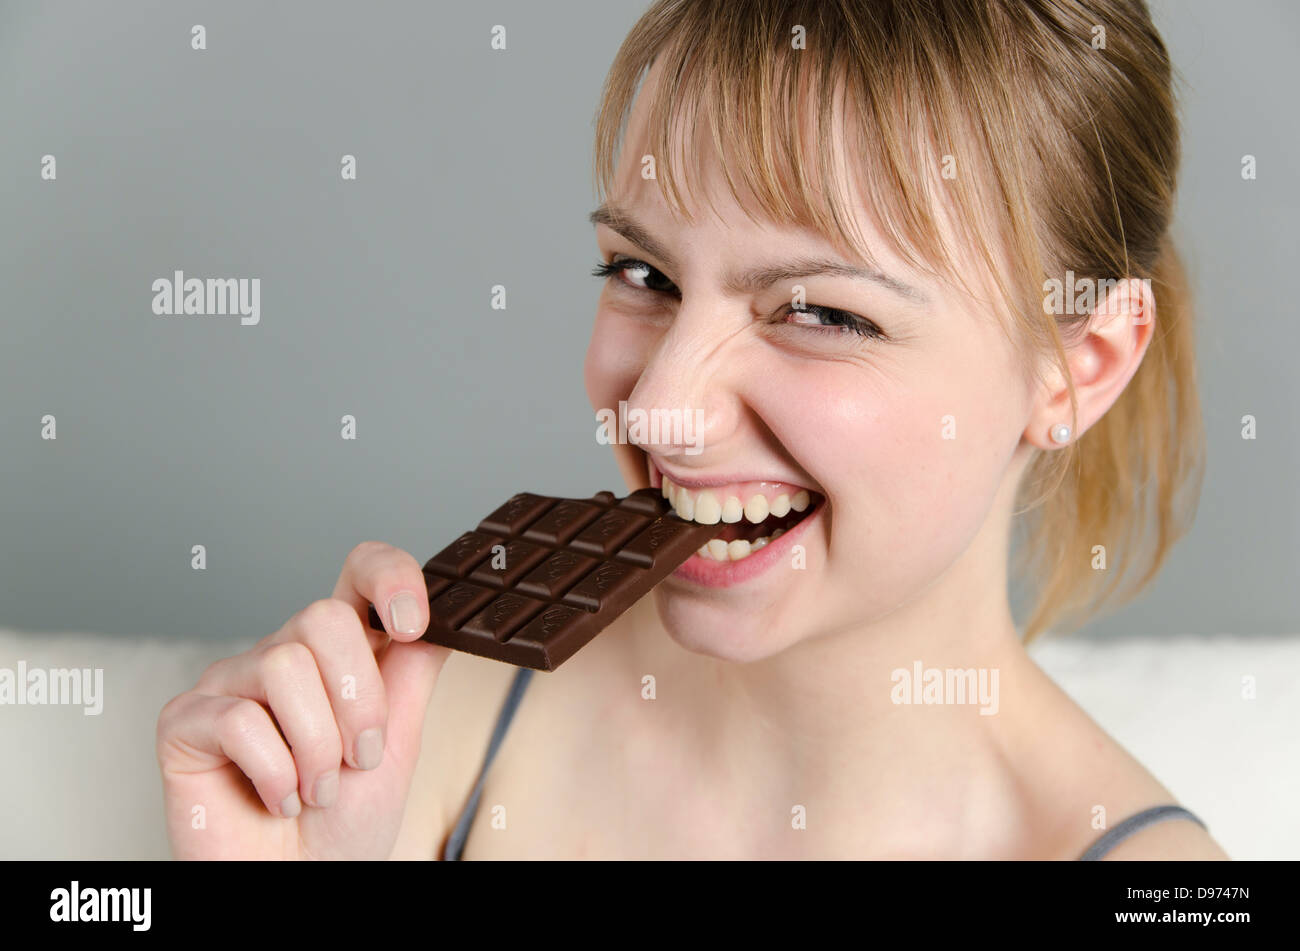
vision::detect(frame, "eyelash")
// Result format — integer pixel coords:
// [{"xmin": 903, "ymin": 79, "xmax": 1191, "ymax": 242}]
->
[{"xmin": 591, "ymin": 257, "xmax": 885, "ymax": 340}]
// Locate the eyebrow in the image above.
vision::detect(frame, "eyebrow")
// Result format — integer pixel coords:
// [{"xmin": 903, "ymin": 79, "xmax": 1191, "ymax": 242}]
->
[{"xmin": 588, "ymin": 203, "xmax": 927, "ymax": 304}]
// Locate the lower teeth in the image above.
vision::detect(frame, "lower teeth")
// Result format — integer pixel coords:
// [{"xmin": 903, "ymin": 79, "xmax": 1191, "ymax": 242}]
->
[{"xmin": 695, "ymin": 528, "xmax": 785, "ymax": 562}]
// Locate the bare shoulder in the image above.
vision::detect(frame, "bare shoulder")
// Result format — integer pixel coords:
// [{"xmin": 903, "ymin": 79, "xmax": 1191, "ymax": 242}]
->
[
  {"xmin": 388, "ymin": 651, "xmax": 516, "ymax": 859},
  {"xmin": 998, "ymin": 650, "xmax": 1230, "ymax": 860}
]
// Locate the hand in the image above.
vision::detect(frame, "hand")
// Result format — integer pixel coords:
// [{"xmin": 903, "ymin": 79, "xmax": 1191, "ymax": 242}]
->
[{"xmin": 156, "ymin": 542, "xmax": 447, "ymax": 859}]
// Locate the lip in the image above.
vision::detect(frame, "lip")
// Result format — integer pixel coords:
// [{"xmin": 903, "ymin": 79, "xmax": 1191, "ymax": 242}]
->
[
  {"xmin": 646, "ymin": 455, "xmax": 816, "ymax": 496},
  {"xmin": 640, "ymin": 452, "xmax": 824, "ymax": 589},
  {"xmin": 668, "ymin": 494, "xmax": 824, "ymax": 588}
]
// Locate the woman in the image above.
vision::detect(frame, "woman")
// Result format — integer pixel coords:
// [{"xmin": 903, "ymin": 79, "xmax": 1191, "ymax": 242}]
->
[{"xmin": 157, "ymin": 0, "xmax": 1229, "ymax": 860}]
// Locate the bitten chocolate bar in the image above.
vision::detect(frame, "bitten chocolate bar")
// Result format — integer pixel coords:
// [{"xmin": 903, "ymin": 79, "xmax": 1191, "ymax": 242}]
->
[{"xmin": 367, "ymin": 489, "xmax": 714, "ymax": 670}]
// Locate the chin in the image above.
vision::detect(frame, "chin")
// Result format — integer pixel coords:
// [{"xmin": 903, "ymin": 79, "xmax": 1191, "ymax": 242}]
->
[{"xmin": 650, "ymin": 586, "xmax": 821, "ymax": 664}]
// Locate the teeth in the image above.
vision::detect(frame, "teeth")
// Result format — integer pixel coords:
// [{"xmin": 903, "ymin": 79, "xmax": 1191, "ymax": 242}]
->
[
  {"xmin": 660, "ymin": 475, "xmax": 813, "ymax": 530},
  {"xmin": 693, "ymin": 532, "xmax": 780, "ymax": 561},
  {"xmin": 693, "ymin": 491, "xmax": 722, "ymax": 524},
  {"xmin": 721, "ymin": 496, "xmax": 743, "ymax": 523}
]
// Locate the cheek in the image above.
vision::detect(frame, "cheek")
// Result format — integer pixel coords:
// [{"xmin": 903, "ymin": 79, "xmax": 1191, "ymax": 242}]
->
[
  {"xmin": 880, "ymin": 388, "xmax": 1013, "ymax": 548},
  {"xmin": 584, "ymin": 307, "xmax": 665, "ymax": 489},
  {"xmin": 768, "ymin": 342, "xmax": 1022, "ymax": 585},
  {"xmin": 583, "ymin": 308, "xmax": 649, "ymax": 411}
]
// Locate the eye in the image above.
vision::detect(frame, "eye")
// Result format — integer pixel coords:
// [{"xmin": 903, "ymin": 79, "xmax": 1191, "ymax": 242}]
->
[
  {"xmin": 781, "ymin": 304, "xmax": 885, "ymax": 340},
  {"xmin": 591, "ymin": 257, "xmax": 680, "ymax": 296},
  {"xmin": 592, "ymin": 257, "xmax": 885, "ymax": 342}
]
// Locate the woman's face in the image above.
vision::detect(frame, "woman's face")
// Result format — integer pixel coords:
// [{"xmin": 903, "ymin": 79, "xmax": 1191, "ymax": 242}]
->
[{"xmin": 584, "ymin": 89, "xmax": 1038, "ymax": 663}]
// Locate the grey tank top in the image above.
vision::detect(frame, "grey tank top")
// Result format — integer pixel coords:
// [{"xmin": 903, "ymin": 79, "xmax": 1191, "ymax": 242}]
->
[{"xmin": 442, "ymin": 667, "xmax": 1206, "ymax": 860}]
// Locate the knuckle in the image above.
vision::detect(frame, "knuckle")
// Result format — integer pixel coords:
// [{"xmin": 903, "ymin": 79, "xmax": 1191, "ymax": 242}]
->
[
  {"xmin": 215, "ymin": 697, "xmax": 266, "ymax": 745},
  {"xmin": 296, "ymin": 598, "xmax": 358, "ymax": 638},
  {"xmin": 343, "ymin": 687, "xmax": 386, "ymax": 723},
  {"xmin": 347, "ymin": 539, "xmax": 389, "ymax": 565},
  {"xmin": 336, "ymin": 657, "xmax": 386, "ymax": 705},
  {"xmin": 155, "ymin": 692, "xmax": 192, "ymax": 750},
  {"xmin": 327, "ymin": 675, "xmax": 385, "ymax": 730},
  {"xmin": 195, "ymin": 655, "xmax": 231, "ymax": 690},
  {"xmin": 298, "ymin": 726, "xmax": 344, "ymax": 762},
  {"xmin": 156, "ymin": 691, "xmax": 186, "ymax": 727},
  {"xmin": 388, "ymin": 546, "xmax": 420, "ymax": 573},
  {"xmin": 258, "ymin": 640, "xmax": 315, "ymax": 679}
]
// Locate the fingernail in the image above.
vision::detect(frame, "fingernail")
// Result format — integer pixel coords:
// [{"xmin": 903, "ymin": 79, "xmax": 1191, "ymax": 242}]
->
[
  {"xmin": 356, "ymin": 728, "xmax": 384, "ymax": 770},
  {"xmin": 280, "ymin": 791, "xmax": 302, "ymax": 819},
  {"xmin": 388, "ymin": 591, "xmax": 421, "ymax": 635},
  {"xmin": 313, "ymin": 771, "xmax": 339, "ymax": 808}
]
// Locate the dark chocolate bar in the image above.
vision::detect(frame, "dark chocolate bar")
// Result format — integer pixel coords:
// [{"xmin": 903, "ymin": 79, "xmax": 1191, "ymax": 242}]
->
[{"xmin": 367, "ymin": 489, "xmax": 713, "ymax": 670}]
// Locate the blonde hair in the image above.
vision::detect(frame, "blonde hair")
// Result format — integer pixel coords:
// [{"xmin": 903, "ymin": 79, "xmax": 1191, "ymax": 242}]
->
[{"xmin": 591, "ymin": 0, "xmax": 1204, "ymax": 642}]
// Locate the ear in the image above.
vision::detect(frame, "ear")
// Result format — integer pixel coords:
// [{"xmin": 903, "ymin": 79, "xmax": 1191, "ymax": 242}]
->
[{"xmin": 1024, "ymin": 277, "xmax": 1156, "ymax": 449}]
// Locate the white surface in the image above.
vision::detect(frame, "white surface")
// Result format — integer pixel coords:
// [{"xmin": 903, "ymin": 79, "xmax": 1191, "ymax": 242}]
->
[
  {"xmin": 0, "ymin": 628, "xmax": 1295, "ymax": 859},
  {"xmin": 1028, "ymin": 632, "xmax": 1299, "ymax": 860},
  {"xmin": 0, "ymin": 629, "xmax": 255, "ymax": 861}
]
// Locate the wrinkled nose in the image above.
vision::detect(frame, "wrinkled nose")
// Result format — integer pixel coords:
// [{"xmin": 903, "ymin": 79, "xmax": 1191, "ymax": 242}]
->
[{"xmin": 622, "ymin": 306, "xmax": 744, "ymax": 462}]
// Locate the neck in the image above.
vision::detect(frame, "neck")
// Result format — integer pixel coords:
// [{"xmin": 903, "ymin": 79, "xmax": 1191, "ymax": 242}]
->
[{"xmin": 641, "ymin": 451, "xmax": 1033, "ymax": 789}]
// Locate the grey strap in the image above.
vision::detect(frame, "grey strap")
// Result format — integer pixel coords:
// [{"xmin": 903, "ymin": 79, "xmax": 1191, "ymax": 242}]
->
[
  {"xmin": 442, "ymin": 667, "xmax": 535, "ymax": 861},
  {"xmin": 1079, "ymin": 805, "xmax": 1206, "ymax": 861}
]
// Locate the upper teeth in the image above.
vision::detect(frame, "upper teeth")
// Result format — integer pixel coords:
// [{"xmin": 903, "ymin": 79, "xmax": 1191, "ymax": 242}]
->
[{"xmin": 662, "ymin": 476, "xmax": 810, "ymax": 525}]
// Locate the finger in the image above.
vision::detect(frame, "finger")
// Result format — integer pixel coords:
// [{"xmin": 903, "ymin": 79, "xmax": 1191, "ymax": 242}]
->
[
  {"xmin": 196, "ymin": 641, "xmax": 343, "ymax": 808},
  {"xmin": 157, "ymin": 692, "xmax": 302, "ymax": 819},
  {"xmin": 332, "ymin": 541, "xmax": 429, "ymax": 642},
  {"xmin": 213, "ymin": 598, "xmax": 388, "ymax": 772}
]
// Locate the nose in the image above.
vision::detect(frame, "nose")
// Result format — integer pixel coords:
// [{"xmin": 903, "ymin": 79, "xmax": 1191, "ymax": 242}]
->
[{"xmin": 623, "ymin": 302, "xmax": 744, "ymax": 462}]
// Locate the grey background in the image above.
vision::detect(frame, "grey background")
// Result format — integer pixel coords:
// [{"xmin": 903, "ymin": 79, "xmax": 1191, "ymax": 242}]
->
[{"xmin": 1, "ymin": 0, "xmax": 1296, "ymax": 642}]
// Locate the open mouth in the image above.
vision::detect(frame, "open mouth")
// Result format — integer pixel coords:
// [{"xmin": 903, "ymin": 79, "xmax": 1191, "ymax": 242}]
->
[{"xmin": 648, "ymin": 463, "xmax": 825, "ymax": 563}]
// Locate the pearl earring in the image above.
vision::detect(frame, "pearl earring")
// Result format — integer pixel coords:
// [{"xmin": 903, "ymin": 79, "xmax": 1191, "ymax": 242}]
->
[{"xmin": 1050, "ymin": 423, "xmax": 1072, "ymax": 445}]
